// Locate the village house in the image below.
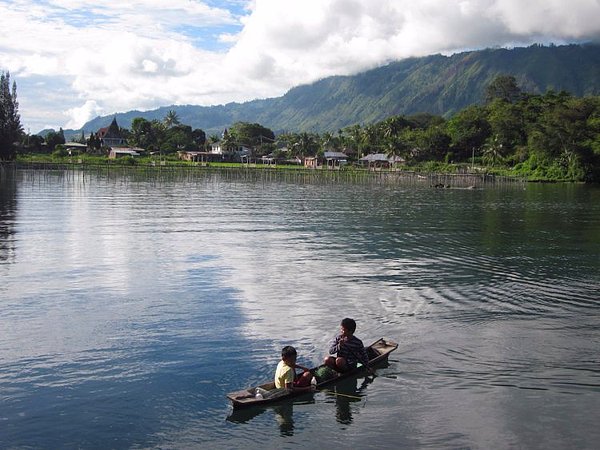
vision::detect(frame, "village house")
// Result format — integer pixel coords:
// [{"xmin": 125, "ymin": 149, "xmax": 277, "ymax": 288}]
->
[
  {"xmin": 324, "ymin": 151, "xmax": 349, "ymax": 169},
  {"xmin": 209, "ymin": 130, "xmax": 253, "ymax": 162},
  {"xmin": 98, "ymin": 117, "xmax": 127, "ymax": 148},
  {"xmin": 359, "ymin": 153, "xmax": 405, "ymax": 169},
  {"xmin": 64, "ymin": 141, "xmax": 88, "ymax": 155}
]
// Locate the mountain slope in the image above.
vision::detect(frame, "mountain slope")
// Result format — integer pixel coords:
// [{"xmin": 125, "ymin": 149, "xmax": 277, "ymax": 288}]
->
[{"xmin": 80, "ymin": 43, "xmax": 600, "ymax": 136}]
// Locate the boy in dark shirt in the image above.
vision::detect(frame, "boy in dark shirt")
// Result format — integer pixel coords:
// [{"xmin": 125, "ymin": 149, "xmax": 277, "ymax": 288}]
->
[{"xmin": 324, "ymin": 318, "xmax": 370, "ymax": 372}]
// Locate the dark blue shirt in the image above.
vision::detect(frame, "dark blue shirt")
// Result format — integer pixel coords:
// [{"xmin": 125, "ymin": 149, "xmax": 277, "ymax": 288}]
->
[{"xmin": 329, "ymin": 334, "xmax": 369, "ymax": 367}]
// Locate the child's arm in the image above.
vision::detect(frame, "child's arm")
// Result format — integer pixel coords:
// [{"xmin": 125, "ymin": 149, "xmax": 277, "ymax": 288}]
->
[{"xmin": 293, "ymin": 363, "xmax": 311, "ymax": 372}]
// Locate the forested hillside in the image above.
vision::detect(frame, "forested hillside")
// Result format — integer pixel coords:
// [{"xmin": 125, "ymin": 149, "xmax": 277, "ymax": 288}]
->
[{"xmin": 78, "ymin": 43, "xmax": 600, "ymax": 136}]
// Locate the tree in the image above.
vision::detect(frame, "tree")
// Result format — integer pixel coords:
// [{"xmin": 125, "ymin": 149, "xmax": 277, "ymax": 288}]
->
[
  {"xmin": 164, "ymin": 110, "xmax": 180, "ymax": 128},
  {"xmin": 410, "ymin": 126, "xmax": 451, "ymax": 162},
  {"xmin": 87, "ymin": 132, "xmax": 101, "ymax": 152},
  {"xmin": 361, "ymin": 124, "xmax": 381, "ymax": 155},
  {"xmin": 163, "ymin": 124, "xmax": 198, "ymax": 153},
  {"xmin": 130, "ymin": 117, "xmax": 154, "ymax": 149},
  {"xmin": 0, "ymin": 71, "xmax": 23, "ymax": 160},
  {"xmin": 192, "ymin": 128, "xmax": 206, "ymax": 149},
  {"xmin": 486, "ymin": 99, "xmax": 525, "ymax": 152},
  {"xmin": 292, "ymin": 132, "xmax": 319, "ymax": 157},
  {"xmin": 446, "ymin": 105, "xmax": 491, "ymax": 160},
  {"xmin": 482, "ymin": 135, "xmax": 506, "ymax": 166},
  {"xmin": 340, "ymin": 124, "xmax": 363, "ymax": 159},
  {"xmin": 228, "ymin": 122, "xmax": 275, "ymax": 148},
  {"xmin": 23, "ymin": 134, "xmax": 44, "ymax": 153},
  {"xmin": 485, "ymin": 75, "xmax": 522, "ymax": 104},
  {"xmin": 45, "ymin": 129, "xmax": 66, "ymax": 152},
  {"xmin": 220, "ymin": 128, "xmax": 237, "ymax": 153},
  {"xmin": 527, "ymin": 95, "xmax": 596, "ymax": 179}
]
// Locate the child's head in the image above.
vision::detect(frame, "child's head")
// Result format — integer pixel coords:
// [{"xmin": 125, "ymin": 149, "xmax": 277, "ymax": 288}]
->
[
  {"xmin": 281, "ymin": 345, "xmax": 297, "ymax": 364},
  {"xmin": 340, "ymin": 318, "xmax": 356, "ymax": 336}
]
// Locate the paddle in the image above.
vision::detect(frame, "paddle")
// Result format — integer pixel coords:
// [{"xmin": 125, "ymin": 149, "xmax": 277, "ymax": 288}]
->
[{"xmin": 320, "ymin": 389, "xmax": 363, "ymax": 400}]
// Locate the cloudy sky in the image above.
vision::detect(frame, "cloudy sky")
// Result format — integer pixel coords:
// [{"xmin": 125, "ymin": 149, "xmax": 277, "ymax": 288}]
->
[{"xmin": 1, "ymin": 0, "xmax": 599, "ymax": 133}]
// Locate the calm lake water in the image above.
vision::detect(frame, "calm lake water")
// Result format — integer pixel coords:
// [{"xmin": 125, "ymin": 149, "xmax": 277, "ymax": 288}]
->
[{"xmin": 1, "ymin": 168, "xmax": 599, "ymax": 449}]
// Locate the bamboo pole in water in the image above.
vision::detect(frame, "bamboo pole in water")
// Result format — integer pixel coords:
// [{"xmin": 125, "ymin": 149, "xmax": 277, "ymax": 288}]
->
[{"xmin": 13, "ymin": 162, "xmax": 526, "ymax": 187}]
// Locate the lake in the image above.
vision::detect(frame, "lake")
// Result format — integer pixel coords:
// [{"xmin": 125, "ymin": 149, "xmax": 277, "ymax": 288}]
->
[{"xmin": 1, "ymin": 167, "xmax": 599, "ymax": 449}]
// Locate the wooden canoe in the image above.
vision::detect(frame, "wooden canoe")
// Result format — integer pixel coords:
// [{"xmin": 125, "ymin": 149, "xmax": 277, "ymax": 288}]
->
[{"xmin": 227, "ymin": 337, "xmax": 398, "ymax": 409}]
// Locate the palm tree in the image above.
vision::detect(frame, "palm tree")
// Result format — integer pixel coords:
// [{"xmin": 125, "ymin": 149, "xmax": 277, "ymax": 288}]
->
[
  {"xmin": 361, "ymin": 124, "xmax": 379, "ymax": 156},
  {"xmin": 482, "ymin": 135, "xmax": 505, "ymax": 166},
  {"xmin": 164, "ymin": 110, "xmax": 180, "ymax": 128}
]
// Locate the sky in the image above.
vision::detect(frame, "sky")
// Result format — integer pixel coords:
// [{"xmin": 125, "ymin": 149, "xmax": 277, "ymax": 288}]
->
[{"xmin": 1, "ymin": 0, "xmax": 600, "ymax": 133}]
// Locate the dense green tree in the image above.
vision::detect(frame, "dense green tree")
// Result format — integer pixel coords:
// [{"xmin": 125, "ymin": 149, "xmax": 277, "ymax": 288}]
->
[
  {"xmin": 192, "ymin": 128, "xmax": 206, "ymax": 148},
  {"xmin": 220, "ymin": 128, "xmax": 237, "ymax": 153},
  {"xmin": 130, "ymin": 117, "xmax": 154, "ymax": 149},
  {"xmin": 45, "ymin": 129, "xmax": 65, "ymax": 152},
  {"xmin": 527, "ymin": 95, "xmax": 597, "ymax": 179},
  {"xmin": 162, "ymin": 124, "xmax": 199, "ymax": 153},
  {"xmin": 485, "ymin": 74, "xmax": 522, "ymax": 104},
  {"xmin": 446, "ymin": 105, "xmax": 491, "ymax": 160},
  {"xmin": 22, "ymin": 134, "xmax": 44, "ymax": 153},
  {"xmin": 409, "ymin": 126, "xmax": 451, "ymax": 162},
  {"xmin": 486, "ymin": 99, "xmax": 525, "ymax": 152},
  {"xmin": 0, "ymin": 71, "xmax": 23, "ymax": 160},
  {"xmin": 87, "ymin": 132, "xmax": 101, "ymax": 151},
  {"xmin": 291, "ymin": 132, "xmax": 319, "ymax": 157},
  {"xmin": 228, "ymin": 122, "xmax": 275, "ymax": 148}
]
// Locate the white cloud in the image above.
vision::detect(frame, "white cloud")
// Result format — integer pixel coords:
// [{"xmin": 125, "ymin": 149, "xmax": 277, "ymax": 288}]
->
[
  {"xmin": 65, "ymin": 100, "xmax": 104, "ymax": 129},
  {"xmin": 1, "ymin": 0, "xmax": 599, "ymax": 132}
]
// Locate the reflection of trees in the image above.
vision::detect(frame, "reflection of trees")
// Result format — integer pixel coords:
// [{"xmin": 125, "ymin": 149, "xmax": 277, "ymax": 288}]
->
[{"xmin": 0, "ymin": 166, "xmax": 17, "ymax": 262}]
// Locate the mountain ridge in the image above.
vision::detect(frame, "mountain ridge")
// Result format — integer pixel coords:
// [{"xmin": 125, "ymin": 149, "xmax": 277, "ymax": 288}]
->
[{"xmin": 56, "ymin": 43, "xmax": 600, "ymax": 138}]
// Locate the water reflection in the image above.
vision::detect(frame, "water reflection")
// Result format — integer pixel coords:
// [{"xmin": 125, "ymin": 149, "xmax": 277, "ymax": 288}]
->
[
  {"xmin": 227, "ymin": 372, "xmax": 378, "ymax": 432},
  {"xmin": 227, "ymin": 396, "xmax": 316, "ymax": 436},
  {"xmin": 0, "ymin": 166, "xmax": 17, "ymax": 263},
  {"xmin": 3, "ymin": 170, "xmax": 599, "ymax": 449},
  {"xmin": 327, "ymin": 375, "xmax": 376, "ymax": 424},
  {"xmin": 273, "ymin": 402, "xmax": 294, "ymax": 435}
]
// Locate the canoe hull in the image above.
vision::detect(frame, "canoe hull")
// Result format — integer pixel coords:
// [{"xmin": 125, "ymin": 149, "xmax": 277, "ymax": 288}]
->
[{"xmin": 227, "ymin": 337, "xmax": 398, "ymax": 409}]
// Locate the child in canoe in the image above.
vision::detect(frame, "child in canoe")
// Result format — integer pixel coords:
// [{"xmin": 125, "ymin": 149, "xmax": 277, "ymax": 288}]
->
[
  {"xmin": 275, "ymin": 345, "xmax": 314, "ymax": 390},
  {"xmin": 324, "ymin": 318, "xmax": 372, "ymax": 373}
]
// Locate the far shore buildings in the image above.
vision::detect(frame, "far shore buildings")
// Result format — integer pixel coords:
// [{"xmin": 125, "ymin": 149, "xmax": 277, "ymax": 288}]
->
[
  {"xmin": 98, "ymin": 118, "xmax": 127, "ymax": 148},
  {"xmin": 359, "ymin": 153, "xmax": 405, "ymax": 169},
  {"xmin": 95, "ymin": 117, "xmax": 144, "ymax": 159},
  {"xmin": 178, "ymin": 128, "xmax": 252, "ymax": 163}
]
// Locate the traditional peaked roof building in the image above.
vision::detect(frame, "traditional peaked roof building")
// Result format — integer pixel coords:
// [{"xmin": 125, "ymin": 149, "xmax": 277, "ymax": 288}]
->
[{"xmin": 98, "ymin": 117, "xmax": 126, "ymax": 148}]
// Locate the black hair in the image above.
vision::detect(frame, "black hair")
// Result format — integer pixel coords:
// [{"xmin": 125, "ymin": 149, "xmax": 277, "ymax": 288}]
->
[
  {"xmin": 341, "ymin": 318, "xmax": 356, "ymax": 334},
  {"xmin": 281, "ymin": 345, "xmax": 297, "ymax": 359}
]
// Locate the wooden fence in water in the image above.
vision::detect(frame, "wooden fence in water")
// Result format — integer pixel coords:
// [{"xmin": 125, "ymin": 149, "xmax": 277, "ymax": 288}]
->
[{"xmin": 7, "ymin": 161, "xmax": 525, "ymax": 188}]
